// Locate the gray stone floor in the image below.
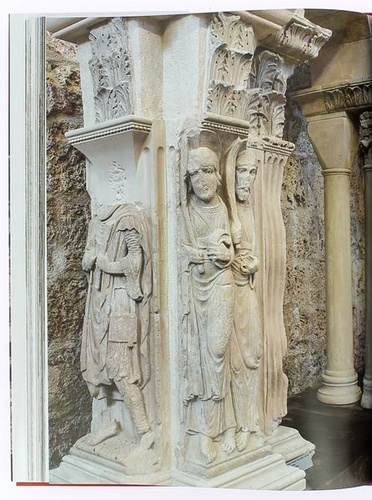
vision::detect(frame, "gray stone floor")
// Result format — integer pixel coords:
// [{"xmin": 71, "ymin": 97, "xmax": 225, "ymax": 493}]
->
[{"xmin": 283, "ymin": 388, "xmax": 372, "ymax": 490}]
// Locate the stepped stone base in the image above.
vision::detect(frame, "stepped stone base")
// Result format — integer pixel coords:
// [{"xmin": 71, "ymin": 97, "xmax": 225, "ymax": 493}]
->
[{"xmin": 50, "ymin": 425, "xmax": 311, "ymax": 490}]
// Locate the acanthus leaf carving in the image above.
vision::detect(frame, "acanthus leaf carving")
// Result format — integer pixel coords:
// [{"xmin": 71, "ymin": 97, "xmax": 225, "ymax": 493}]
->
[
  {"xmin": 246, "ymin": 51, "xmax": 289, "ymax": 140},
  {"xmin": 263, "ymin": 20, "xmax": 332, "ymax": 63},
  {"xmin": 211, "ymin": 12, "xmax": 255, "ymax": 53},
  {"xmin": 207, "ymin": 82, "xmax": 249, "ymax": 120},
  {"xmin": 207, "ymin": 13, "xmax": 256, "ymax": 121},
  {"xmin": 89, "ymin": 17, "xmax": 133, "ymax": 123},
  {"xmin": 211, "ymin": 47, "xmax": 252, "ymax": 87},
  {"xmin": 325, "ymin": 84, "xmax": 372, "ymax": 113},
  {"xmin": 263, "ymin": 93, "xmax": 287, "ymax": 139},
  {"xmin": 249, "ymin": 50, "xmax": 287, "ymax": 95}
]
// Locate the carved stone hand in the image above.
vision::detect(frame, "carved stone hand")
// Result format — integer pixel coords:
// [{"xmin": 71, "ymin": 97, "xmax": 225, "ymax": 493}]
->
[
  {"xmin": 96, "ymin": 254, "xmax": 123, "ymax": 275},
  {"xmin": 82, "ymin": 252, "xmax": 96, "ymax": 272},
  {"xmin": 206, "ymin": 243, "xmax": 231, "ymax": 264},
  {"xmin": 183, "ymin": 243, "xmax": 207, "ymax": 265}
]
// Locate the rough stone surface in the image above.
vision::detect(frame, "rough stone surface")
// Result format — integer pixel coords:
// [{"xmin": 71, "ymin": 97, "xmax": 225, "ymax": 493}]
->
[
  {"xmin": 46, "ymin": 32, "xmax": 92, "ymax": 469},
  {"xmin": 350, "ymin": 153, "xmax": 366, "ymax": 374},
  {"xmin": 282, "ymin": 98, "xmax": 327, "ymax": 395}
]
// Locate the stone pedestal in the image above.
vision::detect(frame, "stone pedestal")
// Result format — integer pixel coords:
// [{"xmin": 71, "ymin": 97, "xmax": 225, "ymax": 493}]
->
[{"xmin": 48, "ymin": 10, "xmax": 330, "ymax": 489}]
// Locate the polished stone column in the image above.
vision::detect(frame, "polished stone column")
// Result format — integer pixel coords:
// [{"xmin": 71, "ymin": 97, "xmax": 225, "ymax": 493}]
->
[
  {"xmin": 307, "ymin": 111, "xmax": 361, "ymax": 405},
  {"xmin": 360, "ymin": 111, "xmax": 372, "ymax": 409}
]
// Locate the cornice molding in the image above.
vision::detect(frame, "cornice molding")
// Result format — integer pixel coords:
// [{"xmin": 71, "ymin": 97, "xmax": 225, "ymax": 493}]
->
[
  {"xmin": 292, "ymin": 82, "xmax": 372, "ymax": 117},
  {"xmin": 66, "ymin": 115, "xmax": 152, "ymax": 145}
]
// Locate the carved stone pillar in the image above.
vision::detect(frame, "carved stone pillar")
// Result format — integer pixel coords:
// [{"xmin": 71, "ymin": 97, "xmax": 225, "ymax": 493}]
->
[
  {"xmin": 48, "ymin": 11, "xmax": 330, "ymax": 489},
  {"xmin": 306, "ymin": 112, "xmax": 361, "ymax": 404},
  {"xmin": 360, "ymin": 111, "xmax": 372, "ymax": 408}
]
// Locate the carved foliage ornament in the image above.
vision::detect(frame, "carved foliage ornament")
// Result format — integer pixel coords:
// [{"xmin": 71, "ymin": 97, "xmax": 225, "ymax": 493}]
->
[
  {"xmin": 211, "ymin": 12, "xmax": 255, "ymax": 53},
  {"xmin": 325, "ymin": 84, "xmax": 372, "ymax": 113},
  {"xmin": 207, "ymin": 13, "xmax": 255, "ymax": 120},
  {"xmin": 247, "ymin": 51, "xmax": 289, "ymax": 139},
  {"xmin": 89, "ymin": 17, "xmax": 132, "ymax": 123},
  {"xmin": 264, "ymin": 20, "xmax": 332, "ymax": 63}
]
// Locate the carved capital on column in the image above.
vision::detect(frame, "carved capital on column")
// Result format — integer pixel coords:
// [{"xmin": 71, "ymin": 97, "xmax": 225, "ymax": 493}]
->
[
  {"xmin": 247, "ymin": 50, "xmax": 293, "ymax": 139},
  {"xmin": 262, "ymin": 17, "xmax": 332, "ymax": 64},
  {"xmin": 88, "ymin": 17, "xmax": 133, "ymax": 123},
  {"xmin": 293, "ymin": 83, "xmax": 372, "ymax": 118},
  {"xmin": 325, "ymin": 83, "xmax": 372, "ymax": 113},
  {"xmin": 206, "ymin": 12, "xmax": 256, "ymax": 120}
]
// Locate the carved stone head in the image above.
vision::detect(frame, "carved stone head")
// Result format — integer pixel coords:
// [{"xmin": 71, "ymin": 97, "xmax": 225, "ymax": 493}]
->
[
  {"xmin": 186, "ymin": 147, "xmax": 221, "ymax": 203},
  {"xmin": 235, "ymin": 149, "xmax": 258, "ymax": 202}
]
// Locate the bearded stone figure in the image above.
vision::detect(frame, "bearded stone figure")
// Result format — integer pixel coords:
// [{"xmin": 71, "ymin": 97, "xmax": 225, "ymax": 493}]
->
[{"xmin": 225, "ymin": 141, "xmax": 263, "ymax": 451}]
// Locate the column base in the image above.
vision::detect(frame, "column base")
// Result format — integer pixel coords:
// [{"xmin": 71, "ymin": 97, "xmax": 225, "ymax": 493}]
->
[
  {"xmin": 317, "ymin": 371, "xmax": 361, "ymax": 405},
  {"xmin": 361, "ymin": 376, "xmax": 372, "ymax": 409}
]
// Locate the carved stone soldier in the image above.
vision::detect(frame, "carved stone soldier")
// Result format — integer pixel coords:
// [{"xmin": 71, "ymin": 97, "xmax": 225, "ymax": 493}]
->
[{"xmin": 81, "ymin": 203, "xmax": 154, "ymax": 449}]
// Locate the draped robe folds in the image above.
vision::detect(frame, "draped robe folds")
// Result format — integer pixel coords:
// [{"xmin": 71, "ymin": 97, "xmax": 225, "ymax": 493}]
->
[
  {"xmin": 230, "ymin": 201, "xmax": 262, "ymax": 433},
  {"xmin": 81, "ymin": 203, "xmax": 151, "ymax": 400},
  {"xmin": 184, "ymin": 195, "xmax": 236, "ymax": 439}
]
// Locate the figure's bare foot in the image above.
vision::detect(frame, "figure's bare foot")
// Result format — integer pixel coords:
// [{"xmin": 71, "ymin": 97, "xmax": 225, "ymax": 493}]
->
[
  {"xmin": 236, "ymin": 430, "xmax": 250, "ymax": 452},
  {"xmin": 200, "ymin": 434, "xmax": 216, "ymax": 464},
  {"xmin": 140, "ymin": 429, "xmax": 155, "ymax": 449},
  {"xmin": 85, "ymin": 420, "xmax": 120, "ymax": 446},
  {"xmin": 221, "ymin": 428, "xmax": 236, "ymax": 454},
  {"xmin": 248, "ymin": 431, "xmax": 265, "ymax": 449}
]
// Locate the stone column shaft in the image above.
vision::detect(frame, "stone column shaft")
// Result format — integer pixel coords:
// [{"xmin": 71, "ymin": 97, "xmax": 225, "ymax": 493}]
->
[
  {"xmin": 307, "ymin": 112, "xmax": 361, "ymax": 405},
  {"xmin": 323, "ymin": 169, "xmax": 354, "ymax": 371}
]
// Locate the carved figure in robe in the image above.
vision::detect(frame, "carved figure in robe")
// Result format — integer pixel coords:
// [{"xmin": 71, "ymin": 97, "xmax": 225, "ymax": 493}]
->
[
  {"xmin": 225, "ymin": 142, "xmax": 263, "ymax": 451},
  {"xmin": 182, "ymin": 146, "xmax": 236, "ymax": 464},
  {"xmin": 81, "ymin": 202, "xmax": 154, "ymax": 449}
]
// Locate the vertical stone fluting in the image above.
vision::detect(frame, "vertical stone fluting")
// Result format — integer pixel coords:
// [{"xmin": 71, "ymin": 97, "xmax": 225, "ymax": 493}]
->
[
  {"xmin": 360, "ymin": 111, "xmax": 372, "ymax": 408},
  {"xmin": 307, "ymin": 112, "xmax": 361, "ymax": 404}
]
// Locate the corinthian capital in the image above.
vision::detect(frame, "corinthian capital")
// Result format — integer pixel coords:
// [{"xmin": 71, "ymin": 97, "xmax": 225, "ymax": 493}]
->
[{"xmin": 262, "ymin": 16, "xmax": 332, "ymax": 64}]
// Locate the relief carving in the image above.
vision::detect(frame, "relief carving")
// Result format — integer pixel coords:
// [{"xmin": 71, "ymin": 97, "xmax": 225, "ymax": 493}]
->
[
  {"xmin": 89, "ymin": 17, "xmax": 132, "ymax": 123},
  {"xmin": 211, "ymin": 12, "xmax": 255, "ymax": 53},
  {"xmin": 181, "ymin": 145, "xmax": 236, "ymax": 464},
  {"xmin": 249, "ymin": 50, "xmax": 287, "ymax": 94},
  {"xmin": 80, "ymin": 203, "xmax": 155, "ymax": 453},
  {"xmin": 325, "ymin": 84, "xmax": 372, "ymax": 113},
  {"xmin": 224, "ymin": 140, "xmax": 263, "ymax": 451},
  {"xmin": 263, "ymin": 19, "xmax": 332, "ymax": 63},
  {"xmin": 179, "ymin": 127, "xmax": 293, "ymax": 465},
  {"xmin": 247, "ymin": 50, "xmax": 290, "ymax": 139},
  {"xmin": 207, "ymin": 13, "xmax": 256, "ymax": 120},
  {"xmin": 108, "ymin": 160, "xmax": 127, "ymax": 202}
]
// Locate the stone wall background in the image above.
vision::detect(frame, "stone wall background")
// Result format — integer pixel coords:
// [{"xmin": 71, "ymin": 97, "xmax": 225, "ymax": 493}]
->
[
  {"xmin": 46, "ymin": 35, "xmax": 366, "ymax": 467},
  {"xmin": 46, "ymin": 33, "xmax": 91, "ymax": 469}
]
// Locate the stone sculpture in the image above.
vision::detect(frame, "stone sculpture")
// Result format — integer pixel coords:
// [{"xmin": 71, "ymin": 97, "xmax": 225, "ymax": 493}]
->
[
  {"xmin": 225, "ymin": 140, "xmax": 263, "ymax": 452},
  {"xmin": 48, "ymin": 10, "xmax": 331, "ymax": 488},
  {"xmin": 80, "ymin": 202, "xmax": 154, "ymax": 450},
  {"xmin": 182, "ymin": 146, "xmax": 236, "ymax": 464}
]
